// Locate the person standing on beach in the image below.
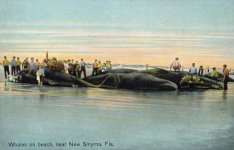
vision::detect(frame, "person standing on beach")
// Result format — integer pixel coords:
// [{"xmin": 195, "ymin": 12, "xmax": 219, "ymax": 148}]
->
[
  {"xmin": 79, "ymin": 58, "xmax": 86, "ymax": 78},
  {"xmin": 97, "ymin": 61, "xmax": 102, "ymax": 74},
  {"xmin": 205, "ymin": 66, "xmax": 210, "ymax": 73},
  {"xmin": 29, "ymin": 57, "xmax": 35, "ymax": 70},
  {"xmin": 223, "ymin": 64, "xmax": 229, "ymax": 90},
  {"xmin": 198, "ymin": 66, "xmax": 204, "ymax": 76},
  {"xmin": 42, "ymin": 59, "xmax": 48, "ymax": 67},
  {"xmin": 16, "ymin": 57, "xmax": 21, "ymax": 74},
  {"xmin": 39, "ymin": 65, "xmax": 45, "ymax": 85},
  {"xmin": 92, "ymin": 59, "xmax": 98, "ymax": 75},
  {"xmin": 2, "ymin": 56, "xmax": 10, "ymax": 79},
  {"xmin": 22, "ymin": 59, "xmax": 29, "ymax": 69},
  {"xmin": 189, "ymin": 63, "xmax": 197, "ymax": 75},
  {"xmin": 109, "ymin": 61, "xmax": 112, "ymax": 69},
  {"xmin": 76, "ymin": 61, "xmax": 80, "ymax": 78},
  {"xmin": 36, "ymin": 68, "xmax": 40, "ymax": 85},
  {"xmin": 170, "ymin": 57, "xmax": 181, "ymax": 71},
  {"xmin": 10, "ymin": 56, "xmax": 17, "ymax": 75},
  {"xmin": 35, "ymin": 59, "xmax": 40, "ymax": 69},
  {"xmin": 106, "ymin": 61, "xmax": 112, "ymax": 70},
  {"xmin": 146, "ymin": 64, "xmax": 149, "ymax": 70},
  {"xmin": 64, "ymin": 60, "xmax": 68, "ymax": 74},
  {"xmin": 67, "ymin": 59, "xmax": 72, "ymax": 75},
  {"xmin": 102, "ymin": 63, "xmax": 107, "ymax": 73}
]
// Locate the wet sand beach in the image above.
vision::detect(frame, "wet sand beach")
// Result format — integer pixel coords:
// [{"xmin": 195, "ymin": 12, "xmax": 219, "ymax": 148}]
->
[{"xmin": 0, "ymin": 66, "xmax": 234, "ymax": 150}]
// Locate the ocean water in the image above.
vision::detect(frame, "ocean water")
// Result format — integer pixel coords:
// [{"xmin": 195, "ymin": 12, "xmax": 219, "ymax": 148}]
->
[{"xmin": 0, "ymin": 81, "xmax": 234, "ymax": 150}]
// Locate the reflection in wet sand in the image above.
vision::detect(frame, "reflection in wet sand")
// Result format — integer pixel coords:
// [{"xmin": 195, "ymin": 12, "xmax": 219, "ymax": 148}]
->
[{"xmin": 0, "ymin": 82, "xmax": 234, "ymax": 150}]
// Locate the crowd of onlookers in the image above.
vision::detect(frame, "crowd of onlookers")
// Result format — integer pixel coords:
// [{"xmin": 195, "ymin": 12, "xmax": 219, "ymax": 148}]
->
[
  {"xmin": 1, "ymin": 56, "xmax": 231, "ymax": 90},
  {"xmin": 1, "ymin": 56, "xmax": 113, "ymax": 85},
  {"xmin": 170, "ymin": 57, "xmax": 231, "ymax": 90},
  {"xmin": 62, "ymin": 58, "xmax": 112, "ymax": 78}
]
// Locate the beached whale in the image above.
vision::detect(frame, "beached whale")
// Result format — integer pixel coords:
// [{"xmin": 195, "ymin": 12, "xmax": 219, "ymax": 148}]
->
[
  {"xmin": 139, "ymin": 68, "xmax": 223, "ymax": 89},
  {"xmin": 10, "ymin": 68, "xmax": 177, "ymax": 91},
  {"xmin": 202, "ymin": 73, "xmax": 234, "ymax": 82},
  {"xmin": 9, "ymin": 67, "xmax": 223, "ymax": 90},
  {"xmin": 83, "ymin": 72, "xmax": 177, "ymax": 91},
  {"xmin": 102, "ymin": 68, "xmax": 223, "ymax": 89}
]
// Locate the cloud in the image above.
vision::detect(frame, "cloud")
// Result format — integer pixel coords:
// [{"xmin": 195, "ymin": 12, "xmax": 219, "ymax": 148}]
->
[{"xmin": 0, "ymin": 29, "xmax": 233, "ymax": 40}]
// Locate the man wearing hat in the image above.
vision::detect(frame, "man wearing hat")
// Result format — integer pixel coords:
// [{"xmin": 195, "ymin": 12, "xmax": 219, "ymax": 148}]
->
[
  {"xmin": 11, "ymin": 56, "xmax": 17, "ymax": 75},
  {"xmin": 2, "ymin": 56, "xmax": 10, "ymax": 79}
]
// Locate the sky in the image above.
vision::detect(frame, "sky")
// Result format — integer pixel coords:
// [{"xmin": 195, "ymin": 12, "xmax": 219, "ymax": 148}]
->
[{"xmin": 0, "ymin": 0, "xmax": 234, "ymax": 68}]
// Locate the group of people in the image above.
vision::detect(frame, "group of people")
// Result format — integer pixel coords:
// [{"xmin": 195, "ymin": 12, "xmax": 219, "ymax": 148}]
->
[
  {"xmin": 64, "ymin": 58, "xmax": 87, "ymax": 78},
  {"xmin": 2, "ymin": 56, "xmax": 46, "ymax": 85},
  {"xmin": 170, "ymin": 57, "xmax": 231, "ymax": 90},
  {"xmin": 64, "ymin": 59, "xmax": 112, "ymax": 78},
  {"xmin": 92, "ymin": 60, "xmax": 112, "ymax": 75},
  {"xmin": 2, "ymin": 56, "xmax": 113, "ymax": 84},
  {"xmin": 2, "ymin": 56, "xmax": 22, "ymax": 78},
  {"xmin": 2, "ymin": 56, "xmax": 231, "ymax": 90}
]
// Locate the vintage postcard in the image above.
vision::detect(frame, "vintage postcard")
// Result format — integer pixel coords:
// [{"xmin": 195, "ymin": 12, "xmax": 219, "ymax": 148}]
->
[{"xmin": 0, "ymin": 0, "xmax": 234, "ymax": 150}]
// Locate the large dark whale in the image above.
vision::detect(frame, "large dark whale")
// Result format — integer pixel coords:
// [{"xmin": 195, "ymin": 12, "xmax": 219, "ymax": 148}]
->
[
  {"xmin": 83, "ymin": 72, "xmax": 177, "ymax": 91},
  {"xmin": 11, "ymin": 68, "xmax": 177, "ymax": 91},
  {"xmin": 104, "ymin": 68, "xmax": 223, "ymax": 89},
  {"xmin": 9, "ymin": 67, "xmax": 223, "ymax": 91}
]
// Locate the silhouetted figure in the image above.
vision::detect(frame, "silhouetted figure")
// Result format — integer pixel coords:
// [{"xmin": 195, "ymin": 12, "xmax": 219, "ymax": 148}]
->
[
  {"xmin": 198, "ymin": 66, "xmax": 204, "ymax": 76},
  {"xmin": 223, "ymin": 64, "xmax": 229, "ymax": 90}
]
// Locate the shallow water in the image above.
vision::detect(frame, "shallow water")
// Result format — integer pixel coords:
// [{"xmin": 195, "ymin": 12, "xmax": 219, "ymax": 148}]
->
[{"xmin": 0, "ymin": 81, "xmax": 234, "ymax": 150}]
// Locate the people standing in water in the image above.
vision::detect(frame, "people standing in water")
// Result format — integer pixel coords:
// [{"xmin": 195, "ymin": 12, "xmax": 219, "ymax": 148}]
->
[
  {"xmin": 198, "ymin": 66, "xmax": 204, "ymax": 76},
  {"xmin": 79, "ymin": 58, "xmax": 86, "ymax": 78},
  {"xmin": 16, "ymin": 57, "xmax": 21, "ymax": 74},
  {"xmin": 189, "ymin": 63, "xmax": 197, "ymax": 75},
  {"xmin": 2, "ymin": 56, "xmax": 10, "ymax": 79},
  {"xmin": 170, "ymin": 57, "xmax": 181, "ymax": 71},
  {"xmin": 223, "ymin": 64, "xmax": 229, "ymax": 90},
  {"xmin": 92, "ymin": 59, "xmax": 98, "ymax": 75},
  {"xmin": 10, "ymin": 56, "xmax": 17, "ymax": 75}
]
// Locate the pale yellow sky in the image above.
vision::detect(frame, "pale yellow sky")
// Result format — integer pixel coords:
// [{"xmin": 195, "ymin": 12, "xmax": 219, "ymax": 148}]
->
[{"xmin": 1, "ymin": 51, "xmax": 233, "ymax": 69}]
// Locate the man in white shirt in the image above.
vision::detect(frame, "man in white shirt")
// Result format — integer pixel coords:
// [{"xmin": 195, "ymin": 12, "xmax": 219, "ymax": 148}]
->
[
  {"xmin": 35, "ymin": 59, "xmax": 40, "ymax": 69},
  {"xmin": 170, "ymin": 57, "xmax": 181, "ymax": 71},
  {"xmin": 79, "ymin": 58, "xmax": 86, "ymax": 78},
  {"xmin": 29, "ymin": 57, "xmax": 35, "ymax": 70},
  {"xmin": 189, "ymin": 63, "xmax": 197, "ymax": 75}
]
